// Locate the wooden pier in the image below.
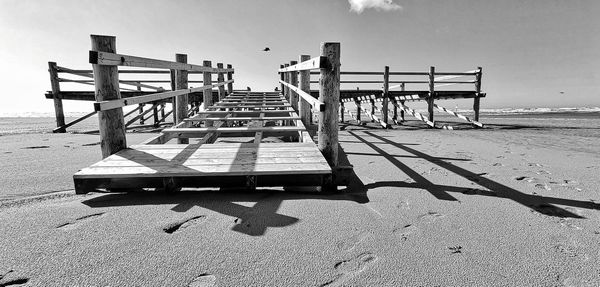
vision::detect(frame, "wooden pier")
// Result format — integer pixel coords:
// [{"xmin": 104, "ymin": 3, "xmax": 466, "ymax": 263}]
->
[
  {"xmin": 71, "ymin": 36, "xmax": 345, "ymax": 193},
  {"xmin": 45, "ymin": 35, "xmax": 485, "ymax": 193}
]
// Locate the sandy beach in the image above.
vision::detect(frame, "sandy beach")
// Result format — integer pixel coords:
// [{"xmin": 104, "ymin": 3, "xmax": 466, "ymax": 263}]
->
[{"xmin": 1, "ymin": 114, "xmax": 599, "ymax": 286}]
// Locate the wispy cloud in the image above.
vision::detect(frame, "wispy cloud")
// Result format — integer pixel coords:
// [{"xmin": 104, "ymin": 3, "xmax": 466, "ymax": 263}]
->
[{"xmin": 348, "ymin": 0, "xmax": 402, "ymax": 14}]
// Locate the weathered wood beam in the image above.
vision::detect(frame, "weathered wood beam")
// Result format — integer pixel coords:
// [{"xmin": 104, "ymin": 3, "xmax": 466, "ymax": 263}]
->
[
  {"xmin": 318, "ymin": 42, "xmax": 340, "ymax": 170},
  {"xmin": 91, "ymin": 35, "xmax": 127, "ymax": 158},
  {"xmin": 278, "ymin": 56, "xmax": 327, "ymax": 72},
  {"xmin": 89, "ymin": 51, "xmax": 233, "ymax": 73},
  {"xmin": 93, "ymin": 80, "xmax": 232, "ymax": 111}
]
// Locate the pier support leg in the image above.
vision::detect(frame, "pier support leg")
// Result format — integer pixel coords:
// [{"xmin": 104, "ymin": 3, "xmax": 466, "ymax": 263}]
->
[
  {"xmin": 203, "ymin": 61, "xmax": 213, "ymax": 127},
  {"xmin": 175, "ymin": 54, "xmax": 189, "ymax": 144},
  {"xmin": 48, "ymin": 62, "xmax": 66, "ymax": 132},
  {"xmin": 473, "ymin": 97, "xmax": 480, "ymax": 122},
  {"xmin": 318, "ymin": 42, "xmax": 340, "ymax": 192},
  {"xmin": 354, "ymin": 99, "xmax": 361, "ymax": 123},
  {"xmin": 298, "ymin": 55, "xmax": 312, "ymax": 127},
  {"xmin": 382, "ymin": 66, "xmax": 389, "ymax": 126},
  {"xmin": 427, "ymin": 98, "xmax": 435, "ymax": 125},
  {"xmin": 91, "ymin": 35, "xmax": 126, "ymax": 158}
]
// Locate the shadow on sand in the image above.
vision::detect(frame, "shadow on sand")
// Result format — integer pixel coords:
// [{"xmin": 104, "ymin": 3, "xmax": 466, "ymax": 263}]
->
[{"xmin": 82, "ymin": 129, "xmax": 599, "ymax": 236}]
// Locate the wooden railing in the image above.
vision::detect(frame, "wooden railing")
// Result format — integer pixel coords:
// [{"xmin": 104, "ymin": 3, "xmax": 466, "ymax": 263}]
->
[
  {"xmin": 278, "ymin": 43, "xmax": 341, "ymax": 169},
  {"xmin": 85, "ymin": 35, "xmax": 235, "ymax": 157},
  {"xmin": 311, "ymin": 66, "xmax": 484, "ymax": 128},
  {"xmin": 46, "ymin": 35, "xmax": 234, "ymax": 136}
]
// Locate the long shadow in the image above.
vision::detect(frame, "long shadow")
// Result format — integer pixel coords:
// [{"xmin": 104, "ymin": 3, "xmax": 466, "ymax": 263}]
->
[
  {"xmin": 82, "ymin": 173, "xmax": 369, "ymax": 236},
  {"xmin": 348, "ymin": 131, "xmax": 458, "ymax": 201},
  {"xmin": 355, "ymin": 131, "xmax": 599, "ymax": 218}
]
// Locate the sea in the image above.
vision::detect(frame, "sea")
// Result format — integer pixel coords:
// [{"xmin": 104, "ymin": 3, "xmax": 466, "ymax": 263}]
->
[{"xmin": 0, "ymin": 107, "xmax": 599, "ymax": 135}]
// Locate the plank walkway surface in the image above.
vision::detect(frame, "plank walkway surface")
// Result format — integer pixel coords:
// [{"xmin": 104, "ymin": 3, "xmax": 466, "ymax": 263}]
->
[{"xmin": 74, "ymin": 92, "xmax": 332, "ymax": 193}]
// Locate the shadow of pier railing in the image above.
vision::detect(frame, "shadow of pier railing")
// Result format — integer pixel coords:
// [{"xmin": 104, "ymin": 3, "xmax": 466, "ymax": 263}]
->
[{"xmin": 347, "ymin": 130, "xmax": 599, "ymax": 218}]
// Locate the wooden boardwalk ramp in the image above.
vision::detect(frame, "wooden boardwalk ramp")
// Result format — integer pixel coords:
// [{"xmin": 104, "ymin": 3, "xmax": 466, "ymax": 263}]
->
[{"xmin": 74, "ymin": 91, "xmax": 332, "ymax": 193}]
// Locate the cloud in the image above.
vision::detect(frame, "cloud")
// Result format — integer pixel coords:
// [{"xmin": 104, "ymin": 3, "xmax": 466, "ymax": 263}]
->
[{"xmin": 348, "ymin": 0, "xmax": 402, "ymax": 14}]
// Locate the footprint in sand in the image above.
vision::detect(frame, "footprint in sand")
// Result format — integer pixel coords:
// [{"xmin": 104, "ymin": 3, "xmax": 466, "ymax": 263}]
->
[
  {"xmin": 321, "ymin": 252, "xmax": 378, "ymax": 287},
  {"xmin": 163, "ymin": 215, "xmax": 207, "ymax": 234},
  {"xmin": 188, "ymin": 273, "xmax": 216, "ymax": 287},
  {"xmin": 417, "ymin": 211, "xmax": 445, "ymax": 223},
  {"xmin": 0, "ymin": 270, "xmax": 29, "ymax": 286},
  {"xmin": 392, "ymin": 224, "xmax": 418, "ymax": 241},
  {"xmin": 534, "ymin": 183, "xmax": 552, "ymax": 191},
  {"xmin": 56, "ymin": 212, "xmax": 105, "ymax": 230},
  {"xmin": 336, "ymin": 231, "xmax": 372, "ymax": 252}
]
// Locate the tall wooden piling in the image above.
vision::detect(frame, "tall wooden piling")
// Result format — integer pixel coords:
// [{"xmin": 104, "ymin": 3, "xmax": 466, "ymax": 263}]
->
[
  {"xmin": 175, "ymin": 54, "xmax": 189, "ymax": 144},
  {"xmin": 279, "ymin": 65, "xmax": 285, "ymax": 93},
  {"xmin": 48, "ymin": 62, "xmax": 66, "ymax": 132},
  {"xmin": 217, "ymin": 63, "xmax": 226, "ymax": 100},
  {"xmin": 90, "ymin": 35, "xmax": 126, "ymax": 158},
  {"xmin": 354, "ymin": 98, "xmax": 361, "ymax": 122},
  {"xmin": 298, "ymin": 55, "xmax": 311, "ymax": 126},
  {"xmin": 318, "ymin": 42, "xmax": 340, "ymax": 168},
  {"xmin": 474, "ymin": 66, "xmax": 482, "ymax": 122},
  {"xmin": 283, "ymin": 63, "xmax": 290, "ymax": 100},
  {"xmin": 400, "ymin": 83, "xmax": 405, "ymax": 121},
  {"xmin": 289, "ymin": 60, "xmax": 298, "ymax": 111},
  {"xmin": 203, "ymin": 60, "xmax": 213, "ymax": 127},
  {"xmin": 226, "ymin": 64, "xmax": 233, "ymax": 95},
  {"xmin": 382, "ymin": 66, "xmax": 389, "ymax": 125},
  {"xmin": 427, "ymin": 66, "xmax": 435, "ymax": 125}
]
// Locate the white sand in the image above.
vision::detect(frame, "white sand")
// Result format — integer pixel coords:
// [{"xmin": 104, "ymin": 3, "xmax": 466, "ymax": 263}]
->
[{"xmin": 1, "ymin": 124, "xmax": 599, "ymax": 286}]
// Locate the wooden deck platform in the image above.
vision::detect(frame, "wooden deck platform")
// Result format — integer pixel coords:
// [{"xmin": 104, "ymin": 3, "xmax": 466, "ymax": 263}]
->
[{"xmin": 73, "ymin": 91, "xmax": 333, "ymax": 193}]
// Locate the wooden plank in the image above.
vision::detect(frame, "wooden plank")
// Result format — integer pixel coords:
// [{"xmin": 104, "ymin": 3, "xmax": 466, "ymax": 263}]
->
[
  {"xmin": 184, "ymin": 116, "xmax": 300, "ymax": 122},
  {"xmin": 89, "ymin": 51, "xmax": 233, "ymax": 73},
  {"xmin": 75, "ymin": 163, "xmax": 331, "ymax": 178},
  {"xmin": 162, "ymin": 126, "xmax": 306, "ymax": 135},
  {"xmin": 393, "ymin": 101, "xmax": 435, "ymax": 128},
  {"xmin": 53, "ymin": 110, "xmax": 97, "ymax": 133},
  {"xmin": 279, "ymin": 80, "xmax": 325, "ymax": 112},
  {"xmin": 433, "ymin": 104, "xmax": 484, "ymax": 128},
  {"xmin": 278, "ymin": 56, "xmax": 326, "ymax": 72},
  {"xmin": 56, "ymin": 66, "xmax": 165, "ymax": 91},
  {"xmin": 94, "ymin": 80, "xmax": 232, "ymax": 111}
]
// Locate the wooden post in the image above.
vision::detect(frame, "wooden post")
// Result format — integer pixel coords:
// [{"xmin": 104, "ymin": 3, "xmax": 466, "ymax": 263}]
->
[
  {"xmin": 298, "ymin": 55, "xmax": 311, "ymax": 127},
  {"xmin": 203, "ymin": 60, "xmax": 213, "ymax": 127},
  {"xmin": 340, "ymin": 102, "xmax": 345, "ymax": 123},
  {"xmin": 90, "ymin": 35, "xmax": 126, "ymax": 158},
  {"xmin": 226, "ymin": 64, "xmax": 233, "ymax": 95},
  {"xmin": 354, "ymin": 98, "xmax": 361, "ymax": 122},
  {"xmin": 137, "ymin": 83, "xmax": 144, "ymax": 125},
  {"xmin": 153, "ymin": 102, "xmax": 159, "ymax": 127},
  {"xmin": 217, "ymin": 63, "xmax": 226, "ymax": 101},
  {"xmin": 400, "ymin": 83, "xmax": 405, "ymax": 122},
  {"xmin": 382, "ymin": 66, "xmax": 389, "ymax": 126},
  {"xmin": 291, "ymin": 62, "xmax": 300, "ymax": 106},
  {"xmin": 175, "ymin": 53, "xmax": 189, "ymax": 144},
  {"xmin": 474, "ymin": 66, "xmax": 482, "ymax": 122},
  {"xmin": 283, "ymin": 63, "xmax": 290, "ymax": 101},
  {"xmin": 289, "ymin": 60, "xmax": 298, "ymax": 111},
  {"xmin": 318, "ymin": 42, "xmax": 340, "ymax": 169},
  {"xmin": 279, "ymin": 65, "xmax": 285, "ymax": 94},
  {"xmin": 428, "ymin": 66, "xmax": 435, "ymax": 125},
  {"xmin": 369, "ymin": 98, "xmax": 375, "ymax": 122},
  {"xmin": 169, "ymin": 69, "xmax": 177, "ymax": 124},
  {"xmin": 48, "ymin": 62, "xmax": 66, "ymax": 132}
]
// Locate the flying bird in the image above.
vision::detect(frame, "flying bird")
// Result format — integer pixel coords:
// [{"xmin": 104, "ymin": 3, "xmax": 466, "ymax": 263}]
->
[{"xmin": 262, "ymin": 47, "xmax": 270, "ymax": 52}]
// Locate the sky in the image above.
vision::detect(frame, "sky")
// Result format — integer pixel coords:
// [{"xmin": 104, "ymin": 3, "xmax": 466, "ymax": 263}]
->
[{"xmin": 0, "ymin": 0, "xmax": 599, "ymax": 115}]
